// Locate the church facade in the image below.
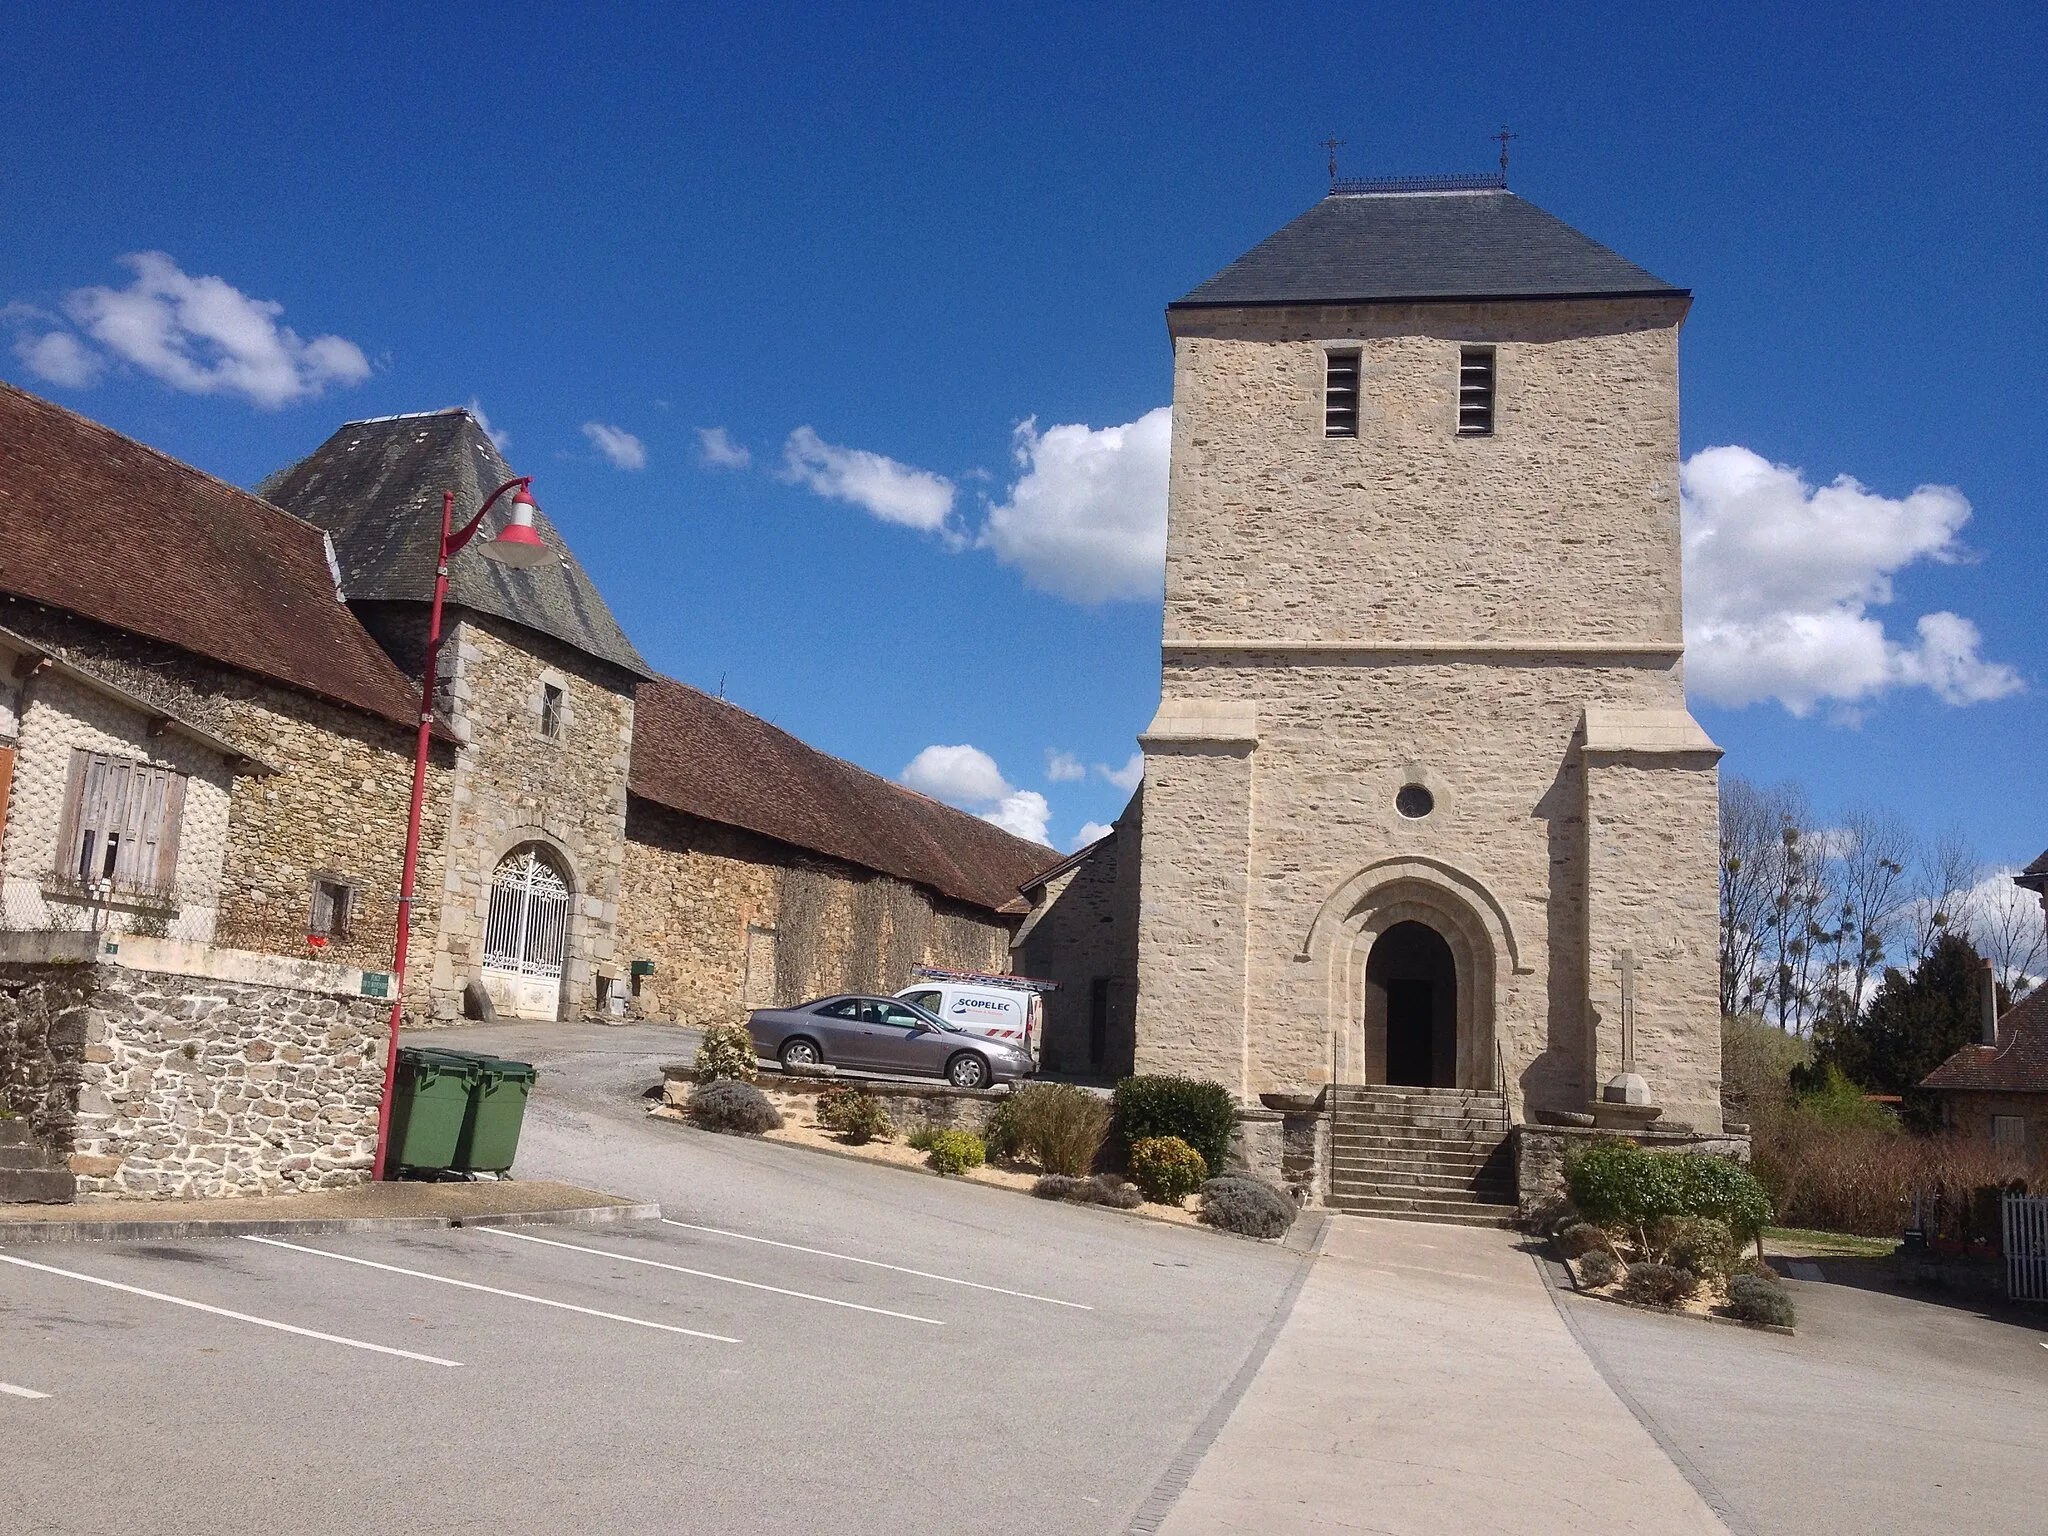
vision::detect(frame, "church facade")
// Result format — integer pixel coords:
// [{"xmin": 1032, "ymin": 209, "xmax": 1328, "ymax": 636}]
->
[{"xmin": 1130, "ymin": 181, "xmax": 1725, "ymax": 1133}]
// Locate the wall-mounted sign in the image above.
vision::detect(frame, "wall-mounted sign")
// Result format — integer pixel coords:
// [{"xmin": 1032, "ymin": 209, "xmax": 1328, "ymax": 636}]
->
[{"xmin": 359, "ymin": 972, "xmax": 390, "ymax": 998}]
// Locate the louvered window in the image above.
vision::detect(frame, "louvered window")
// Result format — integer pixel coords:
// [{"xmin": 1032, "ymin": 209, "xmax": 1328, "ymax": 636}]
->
[
  {"xmin": 54, "ymin": 750, "xmax": 186, "ymax": 895},
  {"xmin": 1457, "ymin": 348, "xmax": 1495, "ymax": 435},
  {"xmin": 1324, "ymin": 351, "xmax": 1361, "ymax": 437}
]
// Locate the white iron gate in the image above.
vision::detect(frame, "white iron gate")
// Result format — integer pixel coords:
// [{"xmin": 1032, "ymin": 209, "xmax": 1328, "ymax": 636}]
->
[
  {"xmin": 483, "ymin": 849, "xmax": 570, "ymax": 1017},
  {"xmin": 2005, "ymin": 1192, "xmax": 2048, "ymax": 1302}
]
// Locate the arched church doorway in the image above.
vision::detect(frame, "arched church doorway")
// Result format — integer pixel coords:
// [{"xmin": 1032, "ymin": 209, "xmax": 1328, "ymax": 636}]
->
[
  {"xmin": 482, "ymin": 844, "xmax": 572, "ymax": 1020},
  {"xmin": 1365, "ymin": 920, "xmax": 1457, "ymax": 1088}
]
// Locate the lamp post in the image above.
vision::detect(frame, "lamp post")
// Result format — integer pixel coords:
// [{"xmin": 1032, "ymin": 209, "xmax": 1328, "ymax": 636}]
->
[{"xmin": 372, "ymin": 476, "xmax": 552, "ymax": 1179}]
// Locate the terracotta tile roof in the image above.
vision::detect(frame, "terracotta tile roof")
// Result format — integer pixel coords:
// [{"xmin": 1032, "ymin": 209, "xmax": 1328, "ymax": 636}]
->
[
  {"xmin": 0, "ymin": 383, "xmax": 423, "ymax": 728},
  {"xmin": 1922, "ymin": 986, "xmax": 2048, "ymax": 1094},
  {"xmin": 629, "ymin": 676, "xmax": 1062, "ymax": 914}
]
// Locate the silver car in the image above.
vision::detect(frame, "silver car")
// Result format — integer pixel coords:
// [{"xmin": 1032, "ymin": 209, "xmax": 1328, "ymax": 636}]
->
[{"xmin": 747, "ymin": 994, "xmax": 1034, "ymax": 1089}]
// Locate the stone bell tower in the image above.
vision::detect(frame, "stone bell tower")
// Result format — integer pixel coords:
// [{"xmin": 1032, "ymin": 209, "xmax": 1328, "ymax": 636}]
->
[{"xmin": 1134, "ymin": 175, "xmax": 1724, "ymax": 1134}]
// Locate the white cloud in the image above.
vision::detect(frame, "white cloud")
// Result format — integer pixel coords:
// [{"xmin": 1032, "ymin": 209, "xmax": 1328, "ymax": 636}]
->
[
  {"xmin": 14, "ymin": 328, "xmax": 101, "ymax": 388},
  {"xmin": 1070, "ymin": 821, "xmax": 1115, "ymax": 850},
  {"xmin": 582, "ymin": 421, "xmax": 647, "ymax": 470},
  {"xmin": 900, "ymin": 744, "xmax": 1053, "ymax": 846},
  {"xmin": 982, "ymin": 791, "xmax": 1052, "ymax": 845},
  {"xmin": 41, "ymin": 252, "xmax": 370, "ymax": 408},
  {"xmin": 979, "ymin": 406, "xmax": 1171, "ymax": 602},
  {"xmin": 697, "ymin": 426, "xmax": 751, "ymax": 469},
  {"xmin": 1681, "ymin": 445, "xmax": 2022, "ymax": 715},
  {"xmin": 902, "ymin": 744, "xmax": 1011, "ymax": 806},
  {"xmin": 1044, "ymin": 749, "xmax": 1085, "ymax": 783},
  {"xmin": 782, "ymin": 425, "xmax": 955, "ymax": 531},
  {"xmin": 1096, "ymin": 752, "xmax": 1144, "ymax": 792},
  {"xmin": 467, "ymin": 398, "xmax": 509, "ymax": 451}
]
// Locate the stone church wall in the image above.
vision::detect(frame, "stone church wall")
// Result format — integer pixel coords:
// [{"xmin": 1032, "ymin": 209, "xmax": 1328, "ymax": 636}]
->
[
  {"xmin": 617, "ymin": 798, "xmax": 1012, "ymax": 1026},
  {"xmin": 1013, "ymin": 800, "xmax": 1140, "ymax": 1079}
]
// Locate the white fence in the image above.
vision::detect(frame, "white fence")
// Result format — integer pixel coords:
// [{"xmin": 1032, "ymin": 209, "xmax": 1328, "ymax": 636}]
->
[{"xmin": 2004, "ymin": 1193, "xmax": 2048, "ymax": 1302}]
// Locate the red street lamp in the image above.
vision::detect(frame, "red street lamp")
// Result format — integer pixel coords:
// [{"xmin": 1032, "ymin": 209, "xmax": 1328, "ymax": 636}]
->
[{"xmin": 371, "ymin": 476, "xmax": 551, "ymax": 1179}]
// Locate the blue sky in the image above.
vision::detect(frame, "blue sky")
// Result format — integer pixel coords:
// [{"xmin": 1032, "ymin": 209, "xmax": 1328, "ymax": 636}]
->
[{"xmin": 4, "ymin": 2, "xmax": 2042, "ymax": 866}]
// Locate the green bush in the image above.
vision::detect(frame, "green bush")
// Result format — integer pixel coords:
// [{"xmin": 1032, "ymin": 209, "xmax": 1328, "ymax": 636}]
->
[
  {"xmin": 1656, "ymin": 1215, "xmax": 1737, "ymax": 1279},
  {"xmin": 1555, "ymin": 1221, "xmax": 1613, "ymax": 1259},
  {"xmin": 1565, "ymin": 1140, "xmax": 1773, "ymax": 1244},
  {"xmin": 1621, "ymin": 1261, "xmax": 1699, "ymax": 1307},
  {"xmin": 1003, "ymin": 1082, "xmax": 1111, "ymax": 1176},
  {"xmin": 693, "ymin": 1023, "xmax": 759, "ymax": 1084},
  {"xmin": 1726, "ymin": 1272, "xmax": 1795, "ymax": 1327},
  {"xmin": 1790, "ymin": 1064, "xmax": 1900, "ymax": 1130},
  {"xmin": 981, "ymin": 1095, "xmax": 1023, "ymax": 1161},
  {"xmin": 815, "ymin": 1085, "xmax": 892, "ymax": 1145},
  {"xmin": 924, "ymin": 1128, "xmax": 986, "ymax": 1175},
  {"xmin": 906, "ymin": 1125, "xmax": 942, "ymax": 1151},
  {"xmin": 1113, "ymin": 1075, "xmax": 1236, "ymax": 1177},
  {"xmin": 1129, "ymin": 1135, "xmax": 1208, "ymax": 1204},
  {"xmin": 1577, "ymin": 1249, "xmax": 1623, "ymax": 1287},
  {"xmin": 1031, "ymin": 1173, "xmax": 1144, "ymax": 1209},
  {"xmin": 687, "ymin": 1079, "xmax": 782, "ymax": 1135},
  {"xmin": 1199, "ymin": 1175, "xmax": 1296, "ymax": 1238},
  {"xmin": 1729, "ymin": 1254, "xmax": 1780, "ymax": 1285}
]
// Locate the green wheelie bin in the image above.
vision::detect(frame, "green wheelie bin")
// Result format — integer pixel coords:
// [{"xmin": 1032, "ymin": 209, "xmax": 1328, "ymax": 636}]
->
[
  {"xmin": 388, "ymin": 1047, "xmax": 482, "ymax": 1174},
  {"xmin": 452, "ymin": 1054, "xmax": 538, "ymax": 1174}
]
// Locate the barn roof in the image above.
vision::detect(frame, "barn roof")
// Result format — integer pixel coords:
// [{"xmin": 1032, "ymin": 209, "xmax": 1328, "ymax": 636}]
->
[
  {"xmin": 1173, "ymin": 186, "xmax": 1683, "ymax": 310},
  {"xmin": 262, "ymin": 409, "xmax": 653, "ymax": 680},
  {"xmin": 0, "ymin": 382, "xmax": 424, "ymax": 729},
  {"xmin": 629, "ymin": 676, "xmax": 1061, "ymax": 914}
]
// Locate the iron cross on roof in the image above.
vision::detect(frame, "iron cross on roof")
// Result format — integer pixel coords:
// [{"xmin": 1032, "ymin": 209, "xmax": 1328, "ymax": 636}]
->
[
  {"xmin": 1321, "ymin": 133, "xmax": 1346, "ymax": 187},
  {"xmin": 1494, "ymin": 124, "xmax": 1517, "ymax": 180}
]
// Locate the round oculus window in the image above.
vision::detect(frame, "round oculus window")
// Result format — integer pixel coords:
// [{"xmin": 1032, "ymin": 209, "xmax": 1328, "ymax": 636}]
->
[{"xmin": 1395, "ymin": 783, "xmax": 1435, "ymax": 819}]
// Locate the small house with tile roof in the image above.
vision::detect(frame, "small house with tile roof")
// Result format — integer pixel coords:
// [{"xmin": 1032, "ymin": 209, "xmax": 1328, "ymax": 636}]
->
[{"xmin": 1922, "ymin": 853, "xmax": 2048, "ymax": 1157}]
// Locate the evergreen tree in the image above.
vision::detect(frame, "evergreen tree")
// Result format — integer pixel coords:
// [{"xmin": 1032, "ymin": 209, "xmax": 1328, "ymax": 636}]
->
[{"xmin": 1817, "ymin": 931, "xmax": 1989, "ymax": 1125}]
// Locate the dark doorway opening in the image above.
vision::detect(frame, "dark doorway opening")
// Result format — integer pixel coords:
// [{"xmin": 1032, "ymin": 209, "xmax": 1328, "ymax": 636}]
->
[{"xmin": 1366, "ymin": 920, "xmax": 1458, "ymax": 1088}]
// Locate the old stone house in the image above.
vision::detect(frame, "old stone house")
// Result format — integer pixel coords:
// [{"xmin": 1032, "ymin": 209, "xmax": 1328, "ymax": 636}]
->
[
  {"xmin": 1921, "ymin": 852, "xmax": 2048, "ymax": 1156},
  {"xmin": 1118, "ymin": 179, "xmax": 1725, "ymax": 1143},
  {"xmin": 0, "ymin": 383, "xmax": 1056, "ymax": 1195}
]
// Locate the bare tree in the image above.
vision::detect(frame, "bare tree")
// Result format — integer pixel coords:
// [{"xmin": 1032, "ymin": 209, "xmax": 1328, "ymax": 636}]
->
[
  {"xmin": 1719, "ymin": 777, "xmax": 1786, "ymax": 1017},
  {"xmin": 1766, "ymin": 809, "xmax": 1833, "ymax": 1035},
  {"xmin": 1829, "ymin": 807, "xmax": 1916, "ymax": 1010},
  {"xmin": 1905, "ymin": 831, "xmax": 1979, "ymax": 967},
  {"xmin": 1968, "ymin": 872, "xmax": 2046, "ymax": 1003}
]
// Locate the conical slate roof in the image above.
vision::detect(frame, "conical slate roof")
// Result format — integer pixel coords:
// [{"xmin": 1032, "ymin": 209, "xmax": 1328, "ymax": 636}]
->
[
  {"xmin": 1173, "ymin": 187, "xmax": 1683, "ymax": 309},
  {"xmin": 262, "ymin": 409, "xmax": 653, "ymax": 679}
]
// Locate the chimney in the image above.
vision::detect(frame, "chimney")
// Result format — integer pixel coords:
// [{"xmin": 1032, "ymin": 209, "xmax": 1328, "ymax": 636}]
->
[{"xmin": 1980, "ymin": 958, "xmax": 2000, "ymax": 1047}]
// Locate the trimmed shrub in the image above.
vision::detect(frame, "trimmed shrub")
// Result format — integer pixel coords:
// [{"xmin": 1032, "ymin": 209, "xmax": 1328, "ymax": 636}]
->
[
  {"xmin": 1129, "ymin": 1136, "xmax": 1208, "ymax": 1204},
  {"xmin": 1005, "ymin": 1082, "xmax": 1111, "ymax": 1176},
  {"xmin": 816, "ymin": 1085, "xmax": 892, "ymax": 1145},
  {"xmin": 693, "ymin": 1022, "xmax": 759, "ymax": 1083},
  {"xmin": 1199, "ymin": 1175, "xmax": 1297, "ymax": 1239},
  {"xmin": 1729, "ymin": 1254, "xmax": 1780, "ymax": 1285},
  {"xmin": 688, "ymin": 1079, "xmax": 782, "ymax": 1135},
  {"xmin": 1621, "ymin": 1262, "xmax": 1699, "ymax": 1307},
  {"xmin": 1656, "ymin": 1215, "xmax": 1738, "ymax": 1280},
  {"xmin": 1577, "ymin": 1249, "xmax": 1623, "ymax": 1288},
  {"xmin": 981, "ymin": 1095, "xmax": 1023, "ymax": 1161},
  {"xmin": 1727, "ymin": 1272, "xmax": 1796, "ymax": 1327},
  {"xmin": 1031, "ymin": 1173, "xmax": 1143, "ymax": 1209},
  {"xmin": 1566, "ymin": 1140, "xmax": 1774, "ymax": 1244},
  {"xmin": 924, "ymin": 1128, "xmax": 985, "ymax": 1175},
  {"xmin": 1113, "ymin": 1075, "xmax": 1236, "ymax": 1178},
  {"xmin": 1555, "ymin": 1222, "xmax": 1614, "ymax": 1259}
]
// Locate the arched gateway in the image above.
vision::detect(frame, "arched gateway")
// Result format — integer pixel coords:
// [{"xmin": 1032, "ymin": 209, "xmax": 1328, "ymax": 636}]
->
[{"xmin": 482, "ymin": 844, "xmax": 573, "ymax": 1020}]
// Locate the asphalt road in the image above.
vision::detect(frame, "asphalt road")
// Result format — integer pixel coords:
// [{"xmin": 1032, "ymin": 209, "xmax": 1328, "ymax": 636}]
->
[{"xmin": 3, "ymin": 1021, "xmax": 1307, "ymax": 1536}]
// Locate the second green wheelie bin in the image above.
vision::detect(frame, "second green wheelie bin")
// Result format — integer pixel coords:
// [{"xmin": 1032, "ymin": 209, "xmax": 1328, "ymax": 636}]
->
[
  {"xmin": 452, "ymin": 1054, "xmax": 538, "ymax": 1174},
  {"xmin": 387, "ymin": 1047, "xmax": 481, "ymax": 1174}
]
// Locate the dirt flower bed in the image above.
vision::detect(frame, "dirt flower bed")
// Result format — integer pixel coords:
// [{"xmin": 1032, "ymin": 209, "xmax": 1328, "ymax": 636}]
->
[{"xmin": 648, "ymin": 1101, "xmax": 1203, "ymax": 1229}]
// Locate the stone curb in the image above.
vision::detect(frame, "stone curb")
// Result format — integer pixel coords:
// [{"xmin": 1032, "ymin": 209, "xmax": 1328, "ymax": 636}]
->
[
  {"xmin": 1550, "ymin": 1249, "xmax": 1796, "ymax": 1336},
  {"xmin": 0, "ymin": 1200, "xmax": 663, "ymax": 1246}
]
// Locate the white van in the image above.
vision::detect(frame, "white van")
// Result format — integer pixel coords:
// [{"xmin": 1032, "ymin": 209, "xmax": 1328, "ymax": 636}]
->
[{"xmin": 895, "ymin": 976, "xmax": 1045, "ymax": 1062}]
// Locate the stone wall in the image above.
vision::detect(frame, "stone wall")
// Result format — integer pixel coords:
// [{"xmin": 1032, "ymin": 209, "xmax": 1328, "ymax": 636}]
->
[
  {"xmin": 1014, "ymin": 797, "xmax": 1141, "ymax": 1079},
  {"xmin": 0, "ymin": 936, "xmax": 393, "ymax": 1198},
  {"xmin": 662, "ymin": 1065, "xmax": 1009, "ymax": 1136},
  {"xmin": 1936, "ymin": 1091, "xmax": 2048, "ymax": 1150},
  {"xmin": 620, "ymin": 798, "xmax": 1014, "ymax": 1025},
  {"xmin": 1512, "ymin": 1124, "xmax": 1751, "ymax": 1227}
]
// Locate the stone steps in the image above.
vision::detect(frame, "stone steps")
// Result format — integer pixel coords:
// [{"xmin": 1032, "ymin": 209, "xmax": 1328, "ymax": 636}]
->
[
  {"xmin": 1323, "ymin": 1084, "xmax": 1514, "ymax": 1230},
  {"xmin": 0, "ymin": 1120, "xmax": 76, "ymax": 1204}
]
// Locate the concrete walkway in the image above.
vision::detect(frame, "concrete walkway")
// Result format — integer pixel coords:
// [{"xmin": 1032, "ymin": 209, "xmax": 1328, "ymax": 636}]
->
[{"xmin": 1154, "ymin": 1217, "xmax": 1727, "ymax": 1535}]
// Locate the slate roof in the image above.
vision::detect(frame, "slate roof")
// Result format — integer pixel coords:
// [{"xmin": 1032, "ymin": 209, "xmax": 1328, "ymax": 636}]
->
[
  {"xmin": 1173, "ymin": 189, "xmax": 1684, "ymax": 309},
  {"xmin": 262, "ymin": 410, "xmax": 653, "ymax": 680},
  {"xmin": 629, "ymin": 676, "xmax": 1062, "ymax": 915},
  {"xmin": 2017, "ymin": 849, "xmax": 2048, "ymax": 893},
  {"xmin": 1923, "ymin": 987, "xmax": 2048, "ymax": 1095},
  {"xmin": 0, "ymin": 382, "xmax": 424, "ymax": 729}
]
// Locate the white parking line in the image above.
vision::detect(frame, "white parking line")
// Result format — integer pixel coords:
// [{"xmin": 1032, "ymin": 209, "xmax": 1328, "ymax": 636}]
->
[
  {"xmin": 659, "ymin": 1218, "xmax": 1093, "ymax": 1310},
  {"xmin": 475, "ymin": 1226, "xmax": 945, "ymax": 1325},
  {"xmin": 0, "ymin": 1250, "xmax": 461, "ymax": 1367},
  {"xmin": 241, "ymin": 1236, "xmax": 741, "ymax": 1343},
  {"xmin": 1, "ymin": 1382, "xmax": 52, "ymax": 1399}
]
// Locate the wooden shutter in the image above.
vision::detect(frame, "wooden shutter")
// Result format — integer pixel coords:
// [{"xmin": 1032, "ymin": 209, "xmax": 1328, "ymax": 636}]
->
[
  {"xmin": 0, "ymin": 745, "xmax": 14, "ymax": 860},
  {"xmin": 51, "ymin": 751, "xmax": 186, "ymax": 891},
  {"xmin": 150, "ymin": 772, "xmax": 185, "ymax": 891}
]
